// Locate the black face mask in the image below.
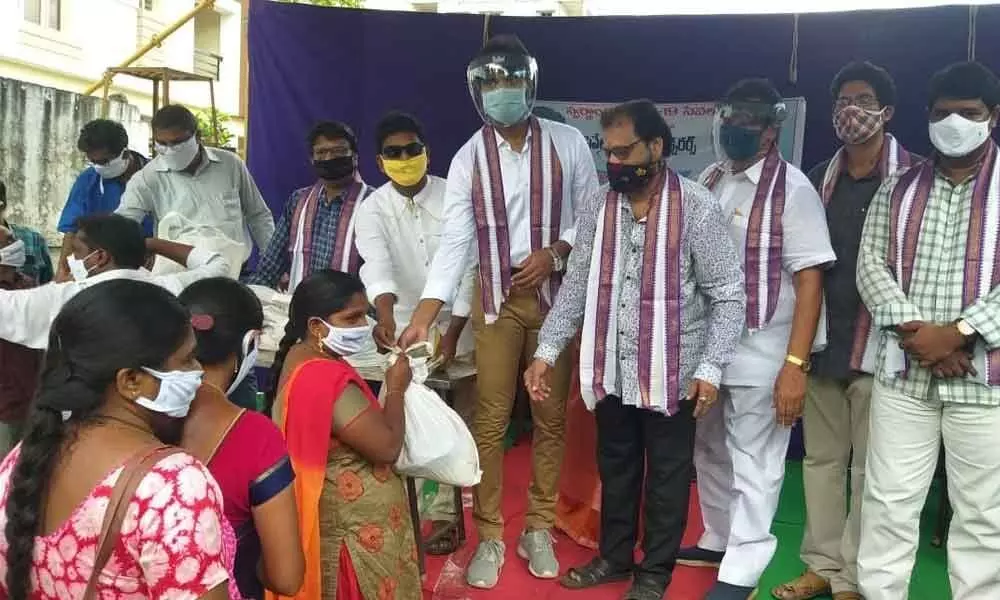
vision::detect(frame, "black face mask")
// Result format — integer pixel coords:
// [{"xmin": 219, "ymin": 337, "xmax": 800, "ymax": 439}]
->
[
  {"xmin": 314, "ymin": 156, "xmax": 355, "ymax": 181},
  {"xmin": 606, "ymin": 161, "xmax": 656, "ymax": 194}
]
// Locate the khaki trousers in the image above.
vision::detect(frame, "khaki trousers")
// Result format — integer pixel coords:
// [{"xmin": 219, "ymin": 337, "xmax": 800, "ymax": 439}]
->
[
  {"xmin": 800, "ymin": 374, "xmax": 872, "ymax": 594},
  {"xmin": 471, "ymin": 284, "xmax": 572, "ymax": 540}
]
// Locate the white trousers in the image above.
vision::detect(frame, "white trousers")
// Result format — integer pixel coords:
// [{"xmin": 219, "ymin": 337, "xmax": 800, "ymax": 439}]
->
[
  {"xmin": 858, "ymin": 381, "xmax": 1000, "ymax": 600},
  {"xmin": 694, "ymin": 384, "xmax": 791, "ymax": 587}
]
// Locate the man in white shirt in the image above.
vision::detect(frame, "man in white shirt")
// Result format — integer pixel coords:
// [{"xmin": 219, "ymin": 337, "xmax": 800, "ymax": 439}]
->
[
  {"xmin": 398, "ymin": 35, "xmax": 600, "ymax": 589},
  {"xmin": 116, "ymin": 104, "xmax": 275, "ymax": 271},
  {"xmin": 681, "ymin": 79, "xmax": 836, "ymax": 600},
  {"xmin": 0, "ymin": 214, "xmax": 230, "ymax": 350},
  {"xmin": 355, "ymin": 112, "xmax": 474, "ymax": 554}
]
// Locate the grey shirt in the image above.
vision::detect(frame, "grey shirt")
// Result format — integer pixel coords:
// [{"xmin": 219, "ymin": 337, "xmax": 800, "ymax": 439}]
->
[
  {"xmin": 117, "ymin": 147, "xmax": 275, "ymax": 258},
  {"xmin": 536, "ymin": 176, "xmax": 746, "ymax": 409}
]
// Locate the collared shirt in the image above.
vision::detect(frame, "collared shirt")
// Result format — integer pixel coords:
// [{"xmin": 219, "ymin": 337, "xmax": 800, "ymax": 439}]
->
[
  {"xmin": 858, "ymin": 163, "xmax": 1000, "ymax": 405},
  {"xmin": 3, "ymin": 222, "xmax": 52, "ymax": 284},
  {"xmin": 807, "ymin": 155, "xmax": 921, "ymax": 379},
  {"xmin": 0, "ymin": 247, "xmax": 228, "ymax": 350},
  {"xmin": 702, "ymin": 158, "xmax": 836, "ymax": 387},
  {"xmin": 117, "ymin": 147, "xmax": 275, "ymax": 260},
  {"xmin": 355, "ymin": 176, "xmax": 476, "ymax": 354},
  {"xmin": 423, "ymin": 118, "xmax": 599, "ymax": 304},
  {"xmin": 0, "ymin": 273, "xmax": 42, "ymax": 423},
  {"xmin": 248, "ymin": 184, "xmax": 344, "ymax": 288},
  {"xmin": 58, "ymin": 150, "xmax": 154, "ymax": 236},
  {"xmin": 536, "ymin": 178, "xmax": 746, "ymax": 407}
]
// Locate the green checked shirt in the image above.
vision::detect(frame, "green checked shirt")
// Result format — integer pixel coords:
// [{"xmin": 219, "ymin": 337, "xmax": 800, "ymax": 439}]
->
[{"xmin": 857, "ymin": 160, "xmax": 1000, "ymax": 405}]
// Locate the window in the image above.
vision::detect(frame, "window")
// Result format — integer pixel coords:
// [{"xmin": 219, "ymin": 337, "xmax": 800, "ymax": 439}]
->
[
  {"xmin": 143, "ymin": 0, "xmax": 156, "ymax": 11},
  {"xmin": 23, "ymin": 0, "xmax": 61, "ymax": 30}
]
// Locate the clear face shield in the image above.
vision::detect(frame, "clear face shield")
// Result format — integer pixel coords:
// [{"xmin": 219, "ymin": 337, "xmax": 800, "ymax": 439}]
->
[
  {"xmin": 467, "ymin": 53, "xmax": 538, "ymax": 128},
  {"xmin": 711, "ymin": 100, "xmax": 787, "ymax": 167}
]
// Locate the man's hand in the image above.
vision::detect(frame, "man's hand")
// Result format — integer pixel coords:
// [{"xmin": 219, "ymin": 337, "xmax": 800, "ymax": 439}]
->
[
  {"xmin": 931, "ymin": 351, "xmax": 977, "ymax": 378},
  {"xmin": 687, "ymin": 379, "xmax": 719, "ymax": 419},
  {"xmin": 373, "ymin": 316, "xmax": 397, "ymax": 352},
  {"xmin": 54, "ymin": 264, "xmax": 73, "ymax": 283},
  {"xmin": 397, "ymin": 322, "xmax": 429, "ymax": 350},
  {"xmin": 524, "ymin": 359, "xmax": 553, "ymax": 404},
  {"xmin": 437, "ymin": 330, "xmax": 459, "ymax": 368},
  {"xmin": 511, "ymin": 249, "xmax": 555, "ymax": 290},
  {"xmin": 900, "ymin": 322, "xmax": 966, "ymax": 366},
  {"xmin": 774, "ymin": 363, "xmax": 807, "ymax": 427}
]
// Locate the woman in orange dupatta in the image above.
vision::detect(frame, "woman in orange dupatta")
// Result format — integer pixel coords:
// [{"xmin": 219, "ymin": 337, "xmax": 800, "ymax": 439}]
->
[{"xmin": 267, "ymin": 270, "xmax": 421, "ymax": 600}]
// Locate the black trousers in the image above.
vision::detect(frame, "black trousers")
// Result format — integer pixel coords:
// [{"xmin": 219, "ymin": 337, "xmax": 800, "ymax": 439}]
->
[{"xmin": 596, "ymin": 395, "xmax": 696, "ymax": 587}]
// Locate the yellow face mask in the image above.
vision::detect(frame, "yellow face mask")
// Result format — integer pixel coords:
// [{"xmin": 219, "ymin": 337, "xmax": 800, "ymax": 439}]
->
[{"xmin": 382, "ymin": 153, "xmax": 428, "ymax": 187}]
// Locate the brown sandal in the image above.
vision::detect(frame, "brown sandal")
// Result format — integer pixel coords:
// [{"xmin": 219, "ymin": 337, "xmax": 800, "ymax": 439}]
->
[{"xmin": 771, "ymin": 571, "xmax": 831, "ymax": 600}]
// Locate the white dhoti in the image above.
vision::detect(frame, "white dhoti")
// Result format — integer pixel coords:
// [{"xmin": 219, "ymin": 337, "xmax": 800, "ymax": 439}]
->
[
  {"xmin": 693, "ymin": 384, "xmax": 791, "ymax": 587},
  {"xmin": 858, "ymin": 381, "xmax": 1000, "ymax": 600}
]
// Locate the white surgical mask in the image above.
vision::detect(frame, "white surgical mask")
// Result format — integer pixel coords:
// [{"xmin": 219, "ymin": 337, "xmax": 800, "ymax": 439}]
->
[
  {"xmin": 137, "ymin": 367, "xmax": 204, "ymax": 418},
  {"xmin": 318, "ymin": 319, "xmax": 371, "ymax": 357},
  {"xmin": 92, "ymin": 151, "xmax": 130, "ymax": 180},
  {"xmin": 155, "ymin": 136, "xmax": 200, "ymax": 171},
  {"xmin": 929, "ymin": 113, "xmax": 993, "ymax": 158},
  {"xmin": 67, "ymin": 250, "xmax": 98, "ymax": 282},
  {"xmin": 227, "ymin": 331, "xmax": 261, "ymax": 396},
  {"xmin": 0, "ymin": 239, "xmax": 26, "ymax": 268}
]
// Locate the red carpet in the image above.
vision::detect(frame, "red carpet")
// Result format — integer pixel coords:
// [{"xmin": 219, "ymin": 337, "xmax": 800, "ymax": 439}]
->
[{"xmin": 422, "ymin": 441, "xmax": 719, "ymax": 600}]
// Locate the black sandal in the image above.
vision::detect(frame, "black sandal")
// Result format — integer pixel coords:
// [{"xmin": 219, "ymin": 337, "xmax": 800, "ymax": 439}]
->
[
  {"xmin": 623, "ymin": 575, "xmax": 667, "ymax": 600},
  {"xmin": 424, "ymin": 523, "xmax": 460, "ymax": 556},
  {"xmin": 559, "ymin": 557, "xmax": 632, "ymax": 589}
]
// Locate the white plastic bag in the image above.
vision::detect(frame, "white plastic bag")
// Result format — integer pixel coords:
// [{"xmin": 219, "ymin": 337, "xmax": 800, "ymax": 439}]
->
[
  {"xmin": 388, "ymin": 345, "xmax": 481, "ymax": 487},
  {"xmin": 151, "ymin": 212, "xmax": 247, "ymax": 279}
]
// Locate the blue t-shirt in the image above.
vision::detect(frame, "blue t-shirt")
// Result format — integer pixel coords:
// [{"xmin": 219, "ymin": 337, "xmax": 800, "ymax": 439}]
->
[{"xmin": 58, "ymin": 152, "xmax": 154, "ymax": 235}]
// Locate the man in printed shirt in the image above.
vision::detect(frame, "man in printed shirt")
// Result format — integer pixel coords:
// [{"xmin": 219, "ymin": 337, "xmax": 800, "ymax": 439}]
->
[
  {"xmin": 681, "ymin": 79, "xmax": 836, "ymax": 600},
  {"xmin": 525, "ymin": 100, "xmax": 745, "ymax": 600},
  {"xmin": 0, "ymin": 180, "xmax": 53, "ymax": 285},
  {"xmin": 855, "ymin": 61, "xmax": 1000, "ymax": 600},
  {"xmin": 250, "ymin": 120, "xmax": 373, "ymax": 291},
  {"xmin": 117, "ymin": 105, "xmax": 274, "ymax": 273},
  {"xmin": 0, "ymin": 227, "xmax": 43, "ymax": 457},
  {"xmin": 773, "ymin": 61, "xmax": 917, "ymax": 600},
  {"xmin": 355, "ymin": 112, "xmax": 475, "ymax": 555},
  {"xmin": 398, "ymin": 35, "xmax": 600, "ymax": 588},
  {"xmin": 56, "ymin": 119, "xmax": 152, "ymax": 280}
]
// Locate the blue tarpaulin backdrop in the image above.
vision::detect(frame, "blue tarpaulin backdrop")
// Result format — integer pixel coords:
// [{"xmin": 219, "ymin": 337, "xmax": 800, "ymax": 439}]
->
[{"xmin": 247, "ymin": 0, "xmax": 1000, "ymax": 214}]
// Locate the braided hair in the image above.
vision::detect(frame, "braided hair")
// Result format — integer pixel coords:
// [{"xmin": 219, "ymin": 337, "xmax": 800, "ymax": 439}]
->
[
  {"xmin": 4, "ymin": 279, "xmax": 189, "ymax": 599},
  {"xmin": 266, "ymin": 269, "xmax": 366, "ymax": 414}
]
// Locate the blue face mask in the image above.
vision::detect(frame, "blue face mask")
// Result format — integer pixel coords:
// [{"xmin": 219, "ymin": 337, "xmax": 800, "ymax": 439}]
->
[
  {"xmin": 482, "ymin": 87, "xmax": 529, "ymax": 127},
  {"xmin": 720, "ymin": 124, "xmax": 763, "ymax": 162}
]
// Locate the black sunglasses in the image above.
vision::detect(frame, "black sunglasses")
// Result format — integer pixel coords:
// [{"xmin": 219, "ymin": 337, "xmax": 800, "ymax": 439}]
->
[{"xmin": 382, "ymin": 142, "xmax": 425, "ymax": 160}]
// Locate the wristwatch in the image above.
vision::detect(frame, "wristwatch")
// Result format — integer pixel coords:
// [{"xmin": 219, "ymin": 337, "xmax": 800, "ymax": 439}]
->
[
  {"xmin": 547, "ymin": 247, "xmax": 565, "ymax": 272},
  {"xmin": 955, "ymin": 319, "xmax": 978, "ymax": 348},
  {"xmin": 785, "ymin": 353, "xmax": 811, "ymax": 373}
]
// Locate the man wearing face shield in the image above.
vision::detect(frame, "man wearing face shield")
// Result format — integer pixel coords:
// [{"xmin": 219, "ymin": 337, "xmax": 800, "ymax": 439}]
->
[
  {"xmin": 526, "ymin": 100, "xmax": 745, "ymax": 600},
  {"xmin": 772, "ymin": 62, "xmax": 916, "ymax": 600},
  {"xmin": 855, "ymin": 61, "xmax": 1000, "ymax": 600},
  {"xmin": 0, "ymin": 180, "xmax": 52, "ymax": 285},
  {"xmin": 57, "ymin": 119, "xmax": 152, "ymax": 282},
  {"xmin": 397, "ymin": 35, "xmax": 600, "ymax": 588},
  {"xmin": 680, "ymin": 79, "xmax": 836, "ymax": 600},
  {"xmin": 250, "ymin": 121, "xmax": 373, "ymax": 291},
  {"xmin": 117, "ymin": 105, "xmax": 275, "ymax": 273}
]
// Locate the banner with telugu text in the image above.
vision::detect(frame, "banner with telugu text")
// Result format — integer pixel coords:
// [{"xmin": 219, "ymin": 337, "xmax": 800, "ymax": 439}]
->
[{"xmin": 533, "ymin": 98, "xmax": 807, "ymax": 183}]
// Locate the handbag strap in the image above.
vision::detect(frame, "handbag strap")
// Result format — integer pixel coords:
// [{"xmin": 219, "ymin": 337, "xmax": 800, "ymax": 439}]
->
[{"xmin": 82, "ymin": 445, "xmax": 185, "ymax": 599}]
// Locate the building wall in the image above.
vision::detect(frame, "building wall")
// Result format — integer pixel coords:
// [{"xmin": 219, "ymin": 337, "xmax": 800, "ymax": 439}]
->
[
  {"xmin": 0, "ymin": 76, "xmax": 142, "ymax": 244},
  {"xmin": 0, "ymin": 0, "xmax": 244, "ymax": 139}
]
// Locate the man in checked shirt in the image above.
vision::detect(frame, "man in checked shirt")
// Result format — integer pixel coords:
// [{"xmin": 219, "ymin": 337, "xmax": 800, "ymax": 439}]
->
[{"xmin": 855, "ymin": 61, "xmax": 1000, "ymax": 600}]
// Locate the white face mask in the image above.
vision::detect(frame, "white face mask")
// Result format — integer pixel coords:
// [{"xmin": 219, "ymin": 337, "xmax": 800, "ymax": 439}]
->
[
  {"xmin": 155, "ymin": 136, "xmax": 200, "ymax": 171},
  {"xmin": 92, "ymin": 151, "xmax": 130, "ymax": 180},
  {"xmin": 227, "ymin": 331, "xmax": 260, "ymax": 396},
  {"xmin": 67, "ymin": 250, "xmax": 98, "ymax": 282},
  {"xmin": 929, "ymin": 113, "xmax": 993, "ymax": 158},
  {"xmin": 318, "ymin": 319, "xmax": 371, "ymax": 357},
  {"xmin": 137, "ymin": 367, "xmax": 204, "ymax": 418},
  {"xmin": 0, "ymin": 239, "xmax": 26, "ymax": 268}
]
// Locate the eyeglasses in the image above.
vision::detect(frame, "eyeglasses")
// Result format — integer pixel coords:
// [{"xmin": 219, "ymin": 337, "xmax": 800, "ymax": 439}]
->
[
  {"xmin": 604, "ymin": 139, "xmax": 642, "ymax": 161},
  {"xmin": 313, "ymin": 146, "xmax": 353, "ymax": 160},
  {"xmin": 835, "ymin": 94, "xmax": 881, "ymax": 111},
  {"xmin": 382, "ymin": 142, "xmax": 425, "ymax": 160}
]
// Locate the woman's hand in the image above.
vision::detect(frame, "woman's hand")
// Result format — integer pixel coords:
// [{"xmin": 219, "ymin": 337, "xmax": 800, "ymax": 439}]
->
[{"xmin": 385, "ymin": 355, "xmax": 412, "ymax": 395}]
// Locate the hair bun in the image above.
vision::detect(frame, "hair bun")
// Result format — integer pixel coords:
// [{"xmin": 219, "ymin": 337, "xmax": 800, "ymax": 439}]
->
[{"xmin": 190, "ymin": 314, "xmax": 215, "ymax": 331}]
